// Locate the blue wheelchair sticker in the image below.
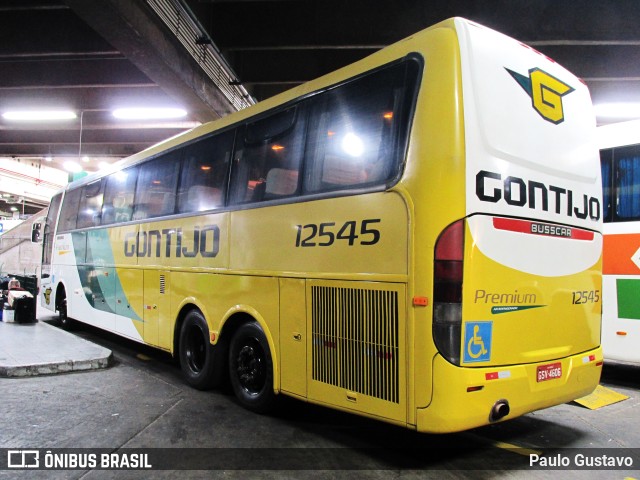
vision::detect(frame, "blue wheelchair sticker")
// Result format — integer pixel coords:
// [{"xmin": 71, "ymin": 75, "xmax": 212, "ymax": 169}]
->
[{"xmin": 463, "ymin": 321, "xmax": 492, "ymax": 363}]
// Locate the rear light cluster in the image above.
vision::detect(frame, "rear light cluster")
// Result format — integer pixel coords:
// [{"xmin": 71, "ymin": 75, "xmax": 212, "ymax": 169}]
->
[{"xmin": 433, "ymin": 219, "xmax": 464, "ymax": 365}]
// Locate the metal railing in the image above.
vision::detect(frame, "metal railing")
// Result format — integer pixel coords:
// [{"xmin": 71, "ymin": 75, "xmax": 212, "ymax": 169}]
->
[{"xmin": 146, "ymin": 0, "xmax": 255, "ymax": 112}]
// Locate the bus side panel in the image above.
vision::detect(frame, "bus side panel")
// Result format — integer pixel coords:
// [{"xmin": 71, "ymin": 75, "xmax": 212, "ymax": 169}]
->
[
  {"xmin": 228, "ymin": 193, "xmax": 408, "ymax": 277},
  {"xmin": 602, "ymin": 231, "xmax": 640, "ymax": 362}
]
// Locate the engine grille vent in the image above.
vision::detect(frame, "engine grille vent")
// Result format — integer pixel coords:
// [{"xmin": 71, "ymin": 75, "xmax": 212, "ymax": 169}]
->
[{"xmin": 311, "ymin": 286, "xmax": 399, "ymax": 403}]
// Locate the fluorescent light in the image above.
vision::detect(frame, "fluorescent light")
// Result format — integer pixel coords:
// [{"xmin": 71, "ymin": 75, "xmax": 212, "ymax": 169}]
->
[
  {"xmin": 63, "ymin": 161, "xmax": 83, "ymax": 173},
  {"xmin": 594, "ymin": 103, "xmax": 640, "ymax": 119},
  {"xmin": 3, "ymin": 110, "xmax": 77, "ymax": 121},
  {"xmin": 112, "ymin": 107, "xmax": 187, "ymax": 120}
]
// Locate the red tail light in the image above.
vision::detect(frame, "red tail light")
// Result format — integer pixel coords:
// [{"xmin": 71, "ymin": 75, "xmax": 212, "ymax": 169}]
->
[{"xmin": 433, "ymin": 220, "xmax": 464, "ymax": 365}]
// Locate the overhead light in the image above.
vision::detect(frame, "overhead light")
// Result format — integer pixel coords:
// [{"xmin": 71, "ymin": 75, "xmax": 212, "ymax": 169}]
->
[
  {"xmin": 594, "ymin": 103, "xmax": 640, "ymax": 119},
  {"xmin": 112, "ymin": 107, "xmax": 187, "ymax": 120},
  {"xmin": 63, "ymin": 161, "xmax": 83, "ymax": 173},
  {"xmin": 2, "ymin": 110, "xmax": 77, "ymax": 122},
  {"xmin": 82, "ymin": 156, "xmax": 90, "ymax": 163}
]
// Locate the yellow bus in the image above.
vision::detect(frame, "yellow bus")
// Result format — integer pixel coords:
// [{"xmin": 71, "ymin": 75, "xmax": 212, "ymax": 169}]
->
[{"xmin": 36, "ymin": 18, "xmax": 603, "ymax": 433}]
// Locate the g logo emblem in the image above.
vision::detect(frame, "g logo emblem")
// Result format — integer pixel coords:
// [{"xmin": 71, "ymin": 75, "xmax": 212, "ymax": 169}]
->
[{"xmin": 506, "ymin": 67, "xmax": 575, "ymax": 124}]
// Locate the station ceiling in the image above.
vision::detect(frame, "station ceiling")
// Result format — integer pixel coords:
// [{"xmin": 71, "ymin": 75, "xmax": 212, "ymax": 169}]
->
[{"xmin": 0, "ymin": 0, "xmax": 638, "ymax": 180}]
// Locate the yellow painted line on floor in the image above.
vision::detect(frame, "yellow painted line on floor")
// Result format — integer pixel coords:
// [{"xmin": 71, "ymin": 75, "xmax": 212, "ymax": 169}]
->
[
  {"xmin": 464, "ymin": 432, "xmax": 543, "ymax": 457},
  {"xmin": 491, "ymin": 440, "xmax": 542, "ymax": 457}
]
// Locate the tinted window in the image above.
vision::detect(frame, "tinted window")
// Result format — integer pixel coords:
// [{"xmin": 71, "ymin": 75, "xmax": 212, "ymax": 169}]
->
[
  {"xmin": 600, "ymin": 150, "xmax": 612, "ymax": 222},
  {"xmin": 177, "ymin": 130, "xmax": 234, "ymax": 213},
  {"xmin": 76, "ymin": 180, "xmax": 104, "ymax": 229},
  {"xmin": 133, "ymin": 152, "xmax": 180, "ymax": 220},
  {"xmin": 229, "ymin": 107, "xmax": 305, "ymax": 204},
  {"xmin": 101, "ymin": 166, "xmax": 139, "ymax": 225},
  {"xmin": 615, "ymin": 148, "xmax": 640, "ymax": 220},
  {"xmin": 43, "ymin": 193, "xmax": 62, "ymax": 265},
  {"xmin": 304, "ymin": 60, "xmax": 419, "ymax": 194},
  {"xmin": 58, "ymin": 188, "xmax": 82, "ymax": 232}
]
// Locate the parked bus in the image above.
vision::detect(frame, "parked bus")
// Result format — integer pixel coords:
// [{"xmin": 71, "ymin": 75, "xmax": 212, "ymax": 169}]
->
[
  {"xmin": 599, "ymin": 120, "xmax": 640, "ymax": 363},
  {"xmin": 35, "ymin": 18, "xmax": 603, "ymax": 433}
]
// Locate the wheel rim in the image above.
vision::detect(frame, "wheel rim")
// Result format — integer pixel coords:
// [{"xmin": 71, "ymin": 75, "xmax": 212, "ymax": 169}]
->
[
  {"xmin": 184, "ymin": 324, "xmax": 206, "ymax": 374},
  {"xmin": 235, "ymin": 337, "xmax": 266, "ymax": 395}
]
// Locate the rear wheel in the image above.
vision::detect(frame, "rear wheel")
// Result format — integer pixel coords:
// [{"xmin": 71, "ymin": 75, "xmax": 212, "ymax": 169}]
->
[
  {"xmin": 179, "ymin": 310, "xmax": 219, "ymax": 390},
  {"xmin": 228, "ymin": 321, "xmax": 276, "ymax": 413}
]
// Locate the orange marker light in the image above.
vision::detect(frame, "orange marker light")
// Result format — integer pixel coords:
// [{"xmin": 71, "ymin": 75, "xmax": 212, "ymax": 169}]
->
[
  {"xmin": 271, "ymin": 144, "xmax": 285, "ymax": 151},
  {"xmin": 413, "ymin": 296, "xmax": 428, "ymax": 306}
]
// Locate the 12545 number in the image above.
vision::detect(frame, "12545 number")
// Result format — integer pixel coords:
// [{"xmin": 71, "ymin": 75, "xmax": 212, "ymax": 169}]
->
[
  {"xmin": 571, "ymin": 290, "xmax": 600, "ymax": 304},
  {"xmin": 295, "ymin": 219, "xmax": 381, "ymax": 247}
]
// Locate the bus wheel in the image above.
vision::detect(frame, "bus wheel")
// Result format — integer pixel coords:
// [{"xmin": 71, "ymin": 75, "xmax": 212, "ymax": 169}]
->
[
  {"xmin": 179, "ymin": 310, "xmax": 218, "ymax": 390},
  {"xmin": 57, "ymin": 291, "xmax": 73, "ymax": 330},
  {"xmin": 228, "ymin": 322, "xmax": 275, "ymax": 413}
]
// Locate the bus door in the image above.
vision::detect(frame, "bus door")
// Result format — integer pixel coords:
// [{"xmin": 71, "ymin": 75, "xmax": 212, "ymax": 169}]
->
[
  {"xmin": 279, "ymin": 278, "xmax": 307, "ymax": 397},
  {"xmin": 142, "ymin": 269, "xmax": 170, "ymax": 348}
]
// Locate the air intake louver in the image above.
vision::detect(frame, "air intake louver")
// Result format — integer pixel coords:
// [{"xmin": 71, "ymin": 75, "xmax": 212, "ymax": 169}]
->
[{"xmin": 311, "ymin": 286, "xmax": 399, "ymax": 403}]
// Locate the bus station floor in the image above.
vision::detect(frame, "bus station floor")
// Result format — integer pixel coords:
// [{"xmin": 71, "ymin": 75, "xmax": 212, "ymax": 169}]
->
[
  {"xmin": 1, "ymin": 309, "xmax": 639, "ymax": 479},
  {"xmin": 0, "ymin": 310, "xmax": 112, "ymax": 377}
]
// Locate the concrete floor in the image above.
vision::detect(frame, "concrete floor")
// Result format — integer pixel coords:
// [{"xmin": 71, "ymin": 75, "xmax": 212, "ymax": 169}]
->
[{"xmin": 0, "ymin": 310, "xmax": 639, "ymax": 479}]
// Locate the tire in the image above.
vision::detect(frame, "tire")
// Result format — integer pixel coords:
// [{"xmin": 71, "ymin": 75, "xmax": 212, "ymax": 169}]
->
[
  {"xmin": 179, "ymin": 310, "xmax": 220, "ymax": 390},
  {"xmin": 57, "ymin": 290, "xmax": 74, "ymax": 330},
  {"xmin": 228, "ymin": 321, "xmax": 276, "ymax": 413}
]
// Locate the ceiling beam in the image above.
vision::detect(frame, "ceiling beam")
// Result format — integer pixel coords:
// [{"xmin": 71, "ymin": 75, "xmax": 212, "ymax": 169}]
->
[{"xmin": 63, "ymin": 0, "xmax": 236, "ymax": 122}]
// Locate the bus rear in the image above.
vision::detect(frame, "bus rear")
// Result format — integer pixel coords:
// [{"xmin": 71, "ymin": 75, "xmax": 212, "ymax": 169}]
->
[{"xmin": 417, "ymin": 19, "xmax": 602, "ymax": 432}]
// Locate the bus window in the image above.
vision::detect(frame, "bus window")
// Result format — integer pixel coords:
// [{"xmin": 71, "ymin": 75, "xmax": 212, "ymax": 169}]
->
[
  {"xmin": 133, "ymin": 151, "xmax": 180, "ymax": 220},
  {"xmin": 304, "ymin": 61, "xmax": 415, "ymax": 194},
  {"xmin": 77, "ymin": 179, "xmax": 104, "ymax": 229},
  {"xmin": 57, "ymin": 187, "xmax": 82, "ymax": 232},
  {"xmin": 616, "ymin": 152, "xmax": 640, "ymax": 220},
  {"xmin": 177, "ymin": 129, "xmax": 234, "ymax": 213},
  {"xmin": 42, "ymin": 193, "xmax": 62, "ymax": 266},
  {"xmin": 229, "ymin": 107, "xmax": 304, "ymax": 204},
  {"xmin": 101, "ymin": 166, "xmax": 139, "ymax": 225},
  {"xmin": 600, "ymin": 150, "xmax": 612, "ymax": 222}
]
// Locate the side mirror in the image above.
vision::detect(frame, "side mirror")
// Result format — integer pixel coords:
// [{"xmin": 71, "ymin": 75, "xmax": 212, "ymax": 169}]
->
[
  {"xmin": 31, "ymin": 221, "xmax": 42, "ymax": 243},
  {"xmin": 31, "ymin": 215, "xmax": 46, "ymax": 243}
]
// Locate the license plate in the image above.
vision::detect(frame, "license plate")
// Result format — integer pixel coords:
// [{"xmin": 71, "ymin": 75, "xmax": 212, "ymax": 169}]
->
[{"xmin": 536, "ymin": 362, "xmax": 562, "ymax": 382}]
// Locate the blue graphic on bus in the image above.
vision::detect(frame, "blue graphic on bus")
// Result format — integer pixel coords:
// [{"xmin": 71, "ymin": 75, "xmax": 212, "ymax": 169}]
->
[{"xmin": 463, "ymin": 321, "xmax": 492, "ymax": 363}]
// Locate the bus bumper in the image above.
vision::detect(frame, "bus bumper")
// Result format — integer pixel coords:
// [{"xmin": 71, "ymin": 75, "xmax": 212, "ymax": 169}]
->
[{"xmin": 416, "ymin": 348, "xmax": 603, "ymax": 434}]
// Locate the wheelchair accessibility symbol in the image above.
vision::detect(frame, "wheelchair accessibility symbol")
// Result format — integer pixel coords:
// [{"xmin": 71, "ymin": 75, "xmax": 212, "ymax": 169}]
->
[{"xmin": 463, "ymin": 321, "xmax": 492, "ymax": 363}]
